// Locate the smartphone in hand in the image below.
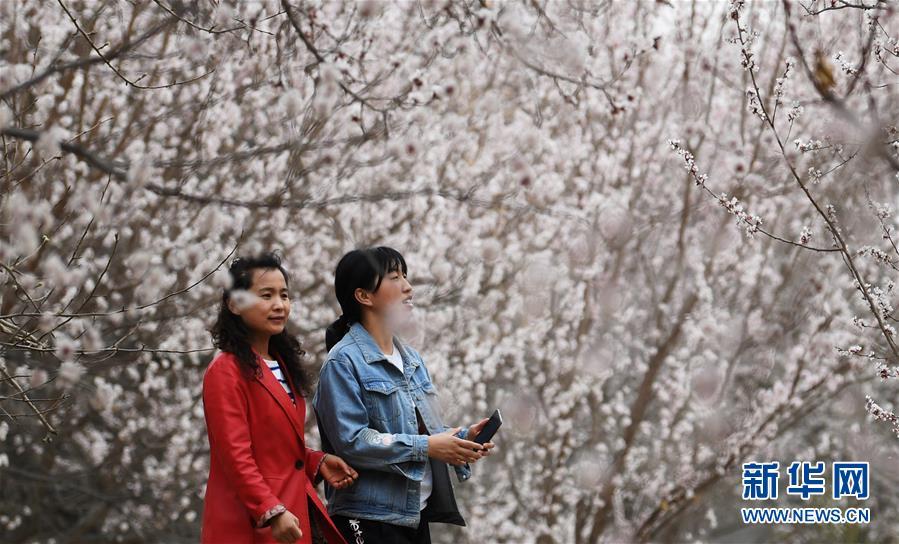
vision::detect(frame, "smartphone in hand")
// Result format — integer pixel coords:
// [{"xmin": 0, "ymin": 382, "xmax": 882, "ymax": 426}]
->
[{"xmin": 472, "ymin": 409, "xmax": 502, "ymax": 450}]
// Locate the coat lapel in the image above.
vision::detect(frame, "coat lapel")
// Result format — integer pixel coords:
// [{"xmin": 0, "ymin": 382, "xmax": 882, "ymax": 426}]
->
[{"xmin": 253, "ymin": 351, "xmax": 306, "ymax": 445}]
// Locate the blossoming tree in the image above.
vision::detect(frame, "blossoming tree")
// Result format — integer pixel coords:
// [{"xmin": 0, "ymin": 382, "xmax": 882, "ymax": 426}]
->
[{"xmin": 1, "ymin": 0, "xmax": 898, "ymax": 542}]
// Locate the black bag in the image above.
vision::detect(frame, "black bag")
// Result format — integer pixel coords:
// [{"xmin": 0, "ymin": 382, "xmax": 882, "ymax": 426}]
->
[{"xmin": 420, "ymin": 455, "xmax": 466, "ymax": 526}]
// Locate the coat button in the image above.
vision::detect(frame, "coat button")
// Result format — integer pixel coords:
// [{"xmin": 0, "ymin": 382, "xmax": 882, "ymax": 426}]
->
[{"xmin": 295, "ymin": 459, "xmax": 304, "ymax": 470}]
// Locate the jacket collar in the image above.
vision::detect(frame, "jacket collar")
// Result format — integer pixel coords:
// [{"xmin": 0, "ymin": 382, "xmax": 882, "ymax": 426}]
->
[
  {"xmin": 347, "ymin": 321, "xmax": 420, "ymax": 371},
  {"xmin": 251, "ymin": 348, "xmax": 306, "ymax": 445}
]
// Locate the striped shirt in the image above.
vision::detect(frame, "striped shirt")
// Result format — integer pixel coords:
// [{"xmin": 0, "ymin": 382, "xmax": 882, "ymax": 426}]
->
[{"xmin": 263, "ymin": 358, "xmax": 295, "ymax": 403}]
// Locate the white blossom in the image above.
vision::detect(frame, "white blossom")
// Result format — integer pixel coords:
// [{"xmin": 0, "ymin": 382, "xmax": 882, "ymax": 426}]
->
[
  {"xmin": 127, "ymin": 157, "xmax": 154, "ymax": 189},
  {"xmin": 54, "ymin": 334, "xmax": 79, "ymax": 362},
  {"xmin": 0, "ymin": 104, "xmax": 11, "ymax": 128},
  {"xmin": 210, "ymin": 267, "xmax": 233, "ymax": 290},
  {"xmin": 228, "ymin": 289, "xmax": 260, "ymax": 311},
  {"xmin": 57, "ymin": 360, "xmax": 85, "ymax": 387},
  {"xmin": 430, "ymin": 260, "xmax": 452, "ymax": 283},
  {"xmin": 279, "ymin": 88, "xmax": 305, "ymax": 118},
  {"xmin": 41, "ymin": 254, "xmax": 70, "ymax": 288},
  {"xmin": 29, "ymin": 369, "xmax": 48, "ymax": 389},
  {"xmin": 34, "ymin": 126, "xmax": 67, "ymax": 158}
]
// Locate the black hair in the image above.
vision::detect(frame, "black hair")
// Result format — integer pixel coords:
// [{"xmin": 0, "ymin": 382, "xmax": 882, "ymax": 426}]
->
[
  {"xmin": 325, "ymin": 246, "xmax": 408, "ymax": 351},
  {"xmin": 210, "ymin": 251, "xmax": 314, "ymax": 397}
]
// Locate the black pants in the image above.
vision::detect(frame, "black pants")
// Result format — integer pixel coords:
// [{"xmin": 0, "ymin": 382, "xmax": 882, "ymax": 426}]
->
[
  {"xmin": 308, "ymin": 497, "xmax": 327, "ymax": 544},
  {"xmin": 330, "ymin": 514, "xmax": 431, "ymax": 544}
]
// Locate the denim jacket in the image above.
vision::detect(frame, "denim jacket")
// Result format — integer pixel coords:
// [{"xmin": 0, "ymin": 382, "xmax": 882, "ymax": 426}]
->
[{"xmin": 312, "ymin": 321, "xmax": 471, "ymax": 528}]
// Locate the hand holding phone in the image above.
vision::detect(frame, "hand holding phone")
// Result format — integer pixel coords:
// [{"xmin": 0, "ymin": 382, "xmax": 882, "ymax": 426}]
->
[{"xmin": 470, "ymin": 409, "xmax": 502, "ymax": 451}]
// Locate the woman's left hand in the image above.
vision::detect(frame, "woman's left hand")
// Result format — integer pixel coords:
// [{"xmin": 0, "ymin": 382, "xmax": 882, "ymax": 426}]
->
[
  {"xmin": 320, "ymin": 454, "xmax": 359, "ymax": 489},
  {"xmin": 466, "ymin": 418, "xmax": 497, "ymax": 458}
]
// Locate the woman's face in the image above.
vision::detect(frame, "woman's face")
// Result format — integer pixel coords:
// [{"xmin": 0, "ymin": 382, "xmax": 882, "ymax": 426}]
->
[
  {"xmin": 359, "ymin": 267, "xmax": 413, "ymax": 326},
  {"xmin": 228, "ymin": 267, "xmax": 290, "ymax": 338}
]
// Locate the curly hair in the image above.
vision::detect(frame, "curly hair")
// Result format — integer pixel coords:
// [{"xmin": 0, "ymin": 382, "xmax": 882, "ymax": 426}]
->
[{"xmin": 210, "ymin": 251, "xmax": 315, "ymax": 397}]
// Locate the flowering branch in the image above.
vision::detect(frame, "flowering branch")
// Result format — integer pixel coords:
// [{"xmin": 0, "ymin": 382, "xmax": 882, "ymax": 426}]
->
[{"xmin": 667, "ymin": 139, "xmax": 838, "ymax": 252}]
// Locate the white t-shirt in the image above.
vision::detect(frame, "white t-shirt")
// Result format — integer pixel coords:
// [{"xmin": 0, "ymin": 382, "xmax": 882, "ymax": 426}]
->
[
  {"xmin": 384, "ymin": 345, "xmax": 432, "ymax": 511},
  {"xmin": 383, "ymin": 347, "xmax": 404, "ymax": 375}
]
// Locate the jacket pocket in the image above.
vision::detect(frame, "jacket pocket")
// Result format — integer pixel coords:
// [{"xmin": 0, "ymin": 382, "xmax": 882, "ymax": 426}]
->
[
  {"xmin": 360, "ymin": 379, "xmax": 403, "ymax": 426},
  {"xmin": 421, "ymin": 381, "xmax": 437, "ymax": 394}
]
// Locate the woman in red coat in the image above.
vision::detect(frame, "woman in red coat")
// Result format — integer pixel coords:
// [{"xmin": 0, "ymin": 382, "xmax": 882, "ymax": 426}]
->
[{"xmin": 202, "ymin": 252, "xmax": 358, "ymax": 544}]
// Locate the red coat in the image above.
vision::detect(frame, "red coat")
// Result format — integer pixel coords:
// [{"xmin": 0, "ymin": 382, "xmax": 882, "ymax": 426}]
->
[{"xmin": 201, "ymin": 350, "xmax": 347, "ymax": 544}]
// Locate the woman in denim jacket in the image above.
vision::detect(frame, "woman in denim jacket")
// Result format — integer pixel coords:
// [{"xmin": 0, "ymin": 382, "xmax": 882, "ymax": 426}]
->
[{"xmin": 313, "ymin": 246, "xmax": 496, "ymax": 544}]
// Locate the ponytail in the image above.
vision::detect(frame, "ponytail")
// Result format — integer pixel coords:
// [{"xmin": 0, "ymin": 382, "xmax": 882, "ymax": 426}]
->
[{"xmin": 325, "ymin": 314, "xmax": 351, "ymax": 352}]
